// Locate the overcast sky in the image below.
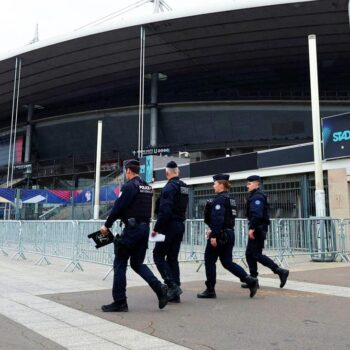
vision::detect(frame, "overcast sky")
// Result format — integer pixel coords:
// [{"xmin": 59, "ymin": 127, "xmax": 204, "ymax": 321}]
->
[{"xmin": 0, "ymin": 0, "xmax": 213, "ymax": 55}]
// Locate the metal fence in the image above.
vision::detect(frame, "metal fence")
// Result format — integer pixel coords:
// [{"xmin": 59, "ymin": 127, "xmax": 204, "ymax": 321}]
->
[{"xmin": 0, "ymin": 218, "xmax": 349, "ymax": 276}]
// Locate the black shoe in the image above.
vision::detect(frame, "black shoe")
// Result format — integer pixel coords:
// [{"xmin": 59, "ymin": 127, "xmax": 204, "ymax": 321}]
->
[
  {"xmin": 156, "ymin": 284, "xmax": 169, "ymax": 309},
  {"xmin": 168, "ymin": 295, "xmax": 181, "ymax": 303},
  {"xmin": 101, "ymin": 301, "xmax": 128, "ymax": 312},
  {"xmin": 167, "ymin": 284, "xmax": 183, "ymax": 301},
  {"xmin": 197, "ymin": 289, "xmax": 216, "ymax": 299},
  {"xmin": 245, "ymin": 276, "xmax": 259, "ymax": 298},
  {"xmin": 276, "ymin": 268, "xmax": 289, "ymax": 288},
  {"xmin": 241, "ymin": 280, "xmax": 260, "ymax": 289}
]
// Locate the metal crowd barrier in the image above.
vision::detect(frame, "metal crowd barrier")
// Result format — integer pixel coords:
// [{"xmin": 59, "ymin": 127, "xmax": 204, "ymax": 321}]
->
[
  {"xmin": 339, "ymin": 218, "xmax": 350, "ymax": 262},
  {"xmin": 276, "ymin": 218, "xmax": 343, "ymax": 265},
  {"xmin": 0, "ymin": 218, "xmax": 349, "ymax": 275}
]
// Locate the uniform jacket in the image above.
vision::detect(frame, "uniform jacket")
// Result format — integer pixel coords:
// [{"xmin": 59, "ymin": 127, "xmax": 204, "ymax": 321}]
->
[
  {"xmin": 246, "ymin": 188, "xmax": 270, "ymax": 231},
  {"xmin": 208, "ymin": 191, "xmax": 233, "ymax": 238},
  {"xmin": 105, "ymin": 176, "xmax": 143, "ymax": 228},
  {"xmin": 154, "ymin": 177, "xmax": 186, "ymax": 232}
]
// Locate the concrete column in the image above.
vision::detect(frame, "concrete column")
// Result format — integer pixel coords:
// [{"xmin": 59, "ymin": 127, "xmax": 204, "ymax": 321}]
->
[
  {"xmin": 93, "ymin": 120, "xmax": 103, "ymax": 220},
  {"xmin": 328, "ymin": 169, "xmax": 350, "ymax": 219},
  {"xmin": 150, "ymin": 73, "xmax": 158, "ymax": 147},
  {"xmin": 308, "ymin": 34, "xmax": 326, "ymax": 217},
  {"xmin": 24, "ymin": 104, "xmax": 33, "ymax": 163}
]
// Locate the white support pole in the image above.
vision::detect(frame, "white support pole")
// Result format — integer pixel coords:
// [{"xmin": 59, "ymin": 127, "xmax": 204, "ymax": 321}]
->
[
  {"xmin": 308, "ymin": 34, "xmax": 326, "ymax": 217},
  {"xmin": 138, "ymin": 26, "xmax": 146, "ymax": 158},
  {"xmin": 93, "ymin": 120, "xmax": 103, "ymax": 220}
]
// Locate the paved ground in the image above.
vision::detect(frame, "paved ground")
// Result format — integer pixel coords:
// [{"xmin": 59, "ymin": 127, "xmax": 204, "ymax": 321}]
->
[
  {"xmin": 265, "ymin": 265, "xmax": 350, "ymax": 287},
  {"xmin": 43, "ymin": 279, "xmax": 350, "ymax": 350},
  {"xmin": 0, "ymin": 252, "xmax": 350, "ymax": 349},
  {"xmin": 0, "ymin": 314, "xmax": 65, "ymax": 350}
]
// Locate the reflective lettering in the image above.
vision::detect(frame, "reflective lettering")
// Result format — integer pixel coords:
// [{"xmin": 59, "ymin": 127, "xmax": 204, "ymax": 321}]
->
[{"xmin": 333, "ymin": 130, "xmax": 350, "ymax": 142}]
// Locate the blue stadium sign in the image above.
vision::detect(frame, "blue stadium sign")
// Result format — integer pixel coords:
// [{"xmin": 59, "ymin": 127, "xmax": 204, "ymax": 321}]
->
[
  {"xmin": 322, "ymin": 113, "xmax": 350, "ymax": 160},
  {"xmin": 139, "ymin": 156, "xmax": 154, "ymax": 183}
]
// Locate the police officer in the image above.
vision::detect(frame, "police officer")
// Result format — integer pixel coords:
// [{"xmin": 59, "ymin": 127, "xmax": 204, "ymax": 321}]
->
[
  {"xmin": 100, "ymin": 159, "xmax": 168, "ymax": 312},
  {"xmin": 197, "ymin": 174, "xmax": 258, "ymax": 299},
  {"xmin": 241, "ymin": 175, "xmax": 289, "ymax": 289},
  {"xmin": 152, "ymin": 161, "xmax": 189, "ymax": 303}
]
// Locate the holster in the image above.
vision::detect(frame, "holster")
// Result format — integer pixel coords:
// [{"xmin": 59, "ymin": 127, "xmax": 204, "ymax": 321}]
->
[
  {"xmin": 256, "ymin": 225, "xmax": 267, "ymax": 241},
  {"xmin": 123, "ymin": 217, "xmax": 137, "ymax": 229},
  {"xmin": 218, "ymin": 229, "xmax": 229, "ymax": 245},
  {"xmin": 114, "ymin": 234, "xmax": 129, "ymax": 258},
  {"xmin": 218, "ymin": 228, "xmax": 235, "ymax": 245}
]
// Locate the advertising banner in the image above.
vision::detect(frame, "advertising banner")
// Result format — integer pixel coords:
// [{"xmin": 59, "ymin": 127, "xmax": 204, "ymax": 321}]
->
[{"xmin": 322, "ymin": 113, "xmax": 350, "ymax": 160}]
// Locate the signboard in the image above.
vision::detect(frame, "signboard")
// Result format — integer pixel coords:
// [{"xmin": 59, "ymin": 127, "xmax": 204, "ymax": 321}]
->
[
  {"xmin": 139, "ymin": 156, "xmax": 153, "ymax": 183},
  {"xmin": 145, "ymin": 155, "xmax": 153, "ymax": 183},
  {"xmin": 132, "ymin": 147, "xmax": 171, "ymax": 157},
  {"xmin": 322, "ymin": 113, "xmax": 350, "ymax": 160}
]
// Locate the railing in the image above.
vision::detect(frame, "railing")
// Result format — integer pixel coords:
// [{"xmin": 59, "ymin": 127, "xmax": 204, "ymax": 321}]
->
[
  {"xmin": 0, "ymin": 218, "xmax": 349, "ymax": 277},
  {"xmin": 340, "ymin": 219, "xmax": 350, "ymax": 262}
]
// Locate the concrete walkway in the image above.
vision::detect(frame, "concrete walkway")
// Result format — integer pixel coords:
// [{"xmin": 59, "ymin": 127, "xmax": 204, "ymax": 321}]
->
[{"xmin": 0, "ymin": 252, "xmax": 349, "ymax": 349}]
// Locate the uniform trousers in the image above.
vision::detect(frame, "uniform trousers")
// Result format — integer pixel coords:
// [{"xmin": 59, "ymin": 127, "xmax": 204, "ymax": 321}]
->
[
  {"xmin": 245, "ymin": 237, "xmax": 279, "ymax": 277},
  {"xmin": 113, "ymin": 223, "xmax": 160, "ymax": 302},
  {"xmin": 205, "ymin": 234, "xmax": 247, "ymax": 287},
  {"xmin": 153, "ymin": 221, "xmax": 185, "ymax": 286}
]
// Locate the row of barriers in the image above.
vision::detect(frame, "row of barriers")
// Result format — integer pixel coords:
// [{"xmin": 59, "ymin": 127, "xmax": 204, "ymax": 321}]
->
[{"xmin": 0, "ymin": 218, "xmax": 349, "ymax": 278}]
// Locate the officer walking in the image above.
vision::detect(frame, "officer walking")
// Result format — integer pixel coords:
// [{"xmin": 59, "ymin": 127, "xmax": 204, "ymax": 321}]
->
[
  {"xmin": 152, "ymin": 161, "xmax": 189, "ymax": 303},
  {"xmin": 241, "ymin": 175, "xmax": 289, "ymax": 289},
  {"xmin": 100, "ymin": 159, "xmax": 168, "ymax": 312},
  {"xmin": 197, "ymin": 174, "xmax": 258, "ymax": 299}
]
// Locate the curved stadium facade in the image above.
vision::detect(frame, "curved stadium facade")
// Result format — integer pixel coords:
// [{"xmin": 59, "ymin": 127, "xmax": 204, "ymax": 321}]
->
[{"xmin": 0, "ymin": 0, "xmax": 349, "ymax": 219}]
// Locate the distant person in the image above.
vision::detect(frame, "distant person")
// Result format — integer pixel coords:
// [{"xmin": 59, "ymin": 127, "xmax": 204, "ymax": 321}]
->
[
  {"xmin": 100, "ymin": 159, "xmax": 168, "ymax": 312},
  {"xmin": 85, "ymin": 190, "xmax": 92, "ymax": 202},
  {"xmin": 152, "ymin": 161, "xmax": 189, "ymax": 303},
  {"xmin": 241, "ymin": 175, "xmax": 289, "ymax": 289},
  {"xmin": 197, "ymin": 174, "xmax": 258, "ymax": 299}
]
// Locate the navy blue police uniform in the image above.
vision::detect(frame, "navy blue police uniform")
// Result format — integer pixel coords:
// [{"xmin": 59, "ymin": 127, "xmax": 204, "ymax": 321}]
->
[
  {"xmin": 153, "ymin": 161, "xmax": 189, "ymax": 302},
  {"xmin": 197, "ymin": 174, "xmax": 258, "ymax": 299},
  {"xmin": 101, "ymin": 160, "xmax": 168, "ymax": 312},
  {"xmin": 244, "ymin": 175, "xmax": 289, "ymax": 288}
]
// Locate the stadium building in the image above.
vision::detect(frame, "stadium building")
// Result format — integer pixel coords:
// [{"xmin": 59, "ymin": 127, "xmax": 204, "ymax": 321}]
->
[{"xmin": 0, "ymin": 0, "xmax": 349, "ymax": 219}]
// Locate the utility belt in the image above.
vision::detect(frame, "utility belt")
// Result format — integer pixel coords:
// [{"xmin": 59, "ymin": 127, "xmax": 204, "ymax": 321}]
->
[
  {"xmin": 171, "ymin": 217, "xmax": 186, "ymax": 223},
  {"xmin": 122, "ymin": 217, "xmax": 150, "ymax": 229}
]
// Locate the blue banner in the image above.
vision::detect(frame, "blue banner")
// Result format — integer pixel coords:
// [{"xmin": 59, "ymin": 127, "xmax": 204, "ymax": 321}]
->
[{"xmin": 322, "ymin": 113, "xmax": 350, "ymax": 160}]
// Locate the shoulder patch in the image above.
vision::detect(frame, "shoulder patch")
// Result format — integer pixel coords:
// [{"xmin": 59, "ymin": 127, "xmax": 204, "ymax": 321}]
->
[
  {"xmin": 255, "ymin": 200, "xmax": 261, "ymax": 205},
  {"xmin": 180, "ymin": 186, "xmax": 189, "ymax": 195},
  {"xmin": 215, "ymin": 204, "xmax": 221, "ymax": 210},
  {"xmin": 230, "ymin": 199, "xmax": 236, "ymax": 206}
]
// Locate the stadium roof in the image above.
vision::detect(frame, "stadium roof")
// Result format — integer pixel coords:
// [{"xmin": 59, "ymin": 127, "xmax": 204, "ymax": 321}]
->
[{"xmin": 0, "ymin": 0, "xmax": 349, "ymax": 125}]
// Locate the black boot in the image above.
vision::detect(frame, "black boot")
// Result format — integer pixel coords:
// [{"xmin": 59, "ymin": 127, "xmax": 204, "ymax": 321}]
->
[
  {"xmin": 155, "ymin": 284, "xmax": 169, "ymax": 309},
  {"xmin": 276, "ymin": 267, "xmax": 289, "ymax": 288},
  {"xmin": 101, "ymin": 301, "xmax": 128, "ymax": 312},
  {"xmin": 197, "ymin": 282, "xmax": 216, "ymax": 299},
  {"xmin": 168, "ymin": 295, "xmax": 181, "ymax": 303},
  {"xmin": 241, "ymin": 279, "xmax": 259, "ymax": 289},
  {"xmin": 167, "ymin": 282, "xmax": 183, "ymax": 301},
  {"xmin": 245, "ymin": 276, "xmax": 259, "ymax": 298}
]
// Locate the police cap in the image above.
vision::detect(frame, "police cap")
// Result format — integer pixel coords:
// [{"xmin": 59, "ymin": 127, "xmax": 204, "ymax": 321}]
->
[
  {"xmin": 246, "ymin": 175, "xmax": 261, "ymax": 182},
  {"xmin": 213, "ymin": 174, "xmax": 230, "ymax": 181},
  {"xmin": 166, "ymin": 161, "xmax": 178, "ymax": 168},
  {"xmin": 125, "ymin": 159, "xmax": 140, "ymax": 169}
]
